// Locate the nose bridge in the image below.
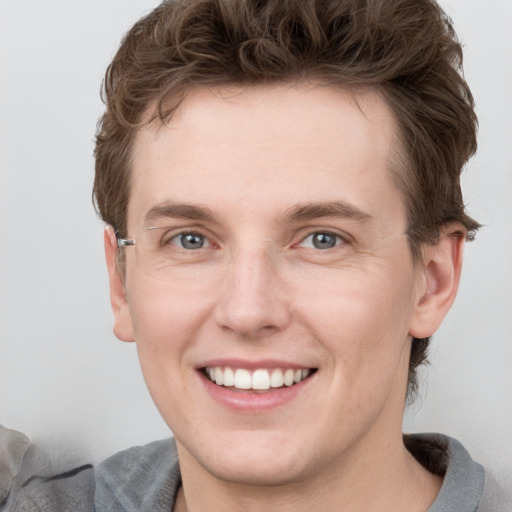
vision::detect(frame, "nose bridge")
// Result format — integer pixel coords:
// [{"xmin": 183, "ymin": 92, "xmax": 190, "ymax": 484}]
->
[{"xmin": 215, "ymin": 242, "xmax": 289, "ymax": 337}]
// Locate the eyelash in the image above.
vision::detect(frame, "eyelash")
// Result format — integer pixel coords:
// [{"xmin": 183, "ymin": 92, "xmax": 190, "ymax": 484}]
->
[
  {"xmin": 164, "ymin": 231, "xmax": 212, "ymax": 250},
  {"xmin": 295, "ymin": 231, "xmax": 346, "ymax": 250}
]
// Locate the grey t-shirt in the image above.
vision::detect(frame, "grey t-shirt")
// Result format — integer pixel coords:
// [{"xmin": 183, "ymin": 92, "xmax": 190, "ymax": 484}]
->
[
  {"xmin": 94, "ymin": 433, "xmax": 510, "ymax": 511},
  {"xmin": 404, "ymin": 434, "xmax": 509, "ymax": 512},
  {"xmin": 3, "ymin": 425, "xmax": 507, "ymax": 510}
]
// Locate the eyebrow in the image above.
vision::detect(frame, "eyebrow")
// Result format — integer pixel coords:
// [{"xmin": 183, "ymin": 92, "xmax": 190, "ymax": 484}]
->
[
  {"xmin": 144, "ymin": 202, "xmax": 216, "ymax": 226},
  {"xmin": 143, "ymin": 199, "xmax": 372, "ymax": 227},
  {"xmin": 278, "ymin": 201, "xmax": 372, "ymax": 224}
]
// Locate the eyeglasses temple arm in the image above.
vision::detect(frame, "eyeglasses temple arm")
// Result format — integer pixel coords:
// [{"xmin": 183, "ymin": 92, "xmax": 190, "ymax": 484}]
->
[{"xmin": 117, "ymin": 238, "xmax": 136, "ymax": 248}]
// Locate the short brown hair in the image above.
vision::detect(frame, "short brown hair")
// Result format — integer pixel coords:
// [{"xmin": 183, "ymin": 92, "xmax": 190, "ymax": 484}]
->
[{"xmin": 93, "ymin": 0, "xmax": 480, "ymax": 398}]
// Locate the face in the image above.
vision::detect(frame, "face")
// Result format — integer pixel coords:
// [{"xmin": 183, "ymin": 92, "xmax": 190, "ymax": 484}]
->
[{"xmin": 109, "ymin": 85, "xmax": 432, "ymax": 486}]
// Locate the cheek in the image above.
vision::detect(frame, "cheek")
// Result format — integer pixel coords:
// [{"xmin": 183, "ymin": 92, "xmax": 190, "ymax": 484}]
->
[
  {"xmin": 125, "ymin": 278, "xmax": 215, "ymax": 428},
  {"xmin": 127, "ymin": 266, "xmax": 216, "ymax": 333},
  {"xmin": 292, "ymin": 263, "xmax": 416, "ymax": 378},
  {"xmin": 125, "ymin": 273, "xmax": 217, "ymax": 377}
]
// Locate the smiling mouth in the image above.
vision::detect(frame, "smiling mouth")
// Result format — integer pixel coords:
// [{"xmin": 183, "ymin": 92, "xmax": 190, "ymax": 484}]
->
[{"xmin": 203, "ymin": 366, "xmax": 316, "ymax": 391}]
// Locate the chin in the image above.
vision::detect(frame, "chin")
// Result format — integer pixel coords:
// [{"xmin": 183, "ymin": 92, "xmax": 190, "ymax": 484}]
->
[
  {"xmin": 177, "ymin": 428, "xmax": 319, "ymax": 487},
  {"xmin": 203, "ymin": 451, "xmax": 310, "ymax": 487}
]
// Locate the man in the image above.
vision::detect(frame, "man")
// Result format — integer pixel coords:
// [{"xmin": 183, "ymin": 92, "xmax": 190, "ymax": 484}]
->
[{"xmin": 93, "ymin": 0, "xmax": 505, "ymax": 510}]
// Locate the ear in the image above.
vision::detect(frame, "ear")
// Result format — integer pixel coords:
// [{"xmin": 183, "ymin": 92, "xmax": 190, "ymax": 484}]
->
[
  {"xmin": 409, "ymin": 225, "xmax": 465, "ymax": 338},
  {"xmin": 104, "ymin": 227, "xmax": 135, "ymax": 342}
]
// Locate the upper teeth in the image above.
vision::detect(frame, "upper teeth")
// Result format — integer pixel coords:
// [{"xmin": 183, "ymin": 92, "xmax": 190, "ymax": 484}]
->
[{"xmin": 205, "ymin": 366, "xmax": 311, "ymax": 390}]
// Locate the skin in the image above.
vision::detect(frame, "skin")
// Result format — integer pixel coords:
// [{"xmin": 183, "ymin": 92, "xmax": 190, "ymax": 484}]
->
[{"xmin": 105, "ymin": 84, "xmax": 464, "ymax": 511}]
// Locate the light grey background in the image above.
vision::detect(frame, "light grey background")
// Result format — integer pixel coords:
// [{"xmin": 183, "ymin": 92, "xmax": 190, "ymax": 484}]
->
[{"xmin": 1, "ymin": 0, "xmax": 511, "ymax": 474}]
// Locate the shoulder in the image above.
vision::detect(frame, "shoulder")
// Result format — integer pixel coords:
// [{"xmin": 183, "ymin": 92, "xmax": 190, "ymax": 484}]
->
[
  {"xmin": 0, "ymin": 425, "xmax": 30, "ymax": 506},
  {"xmin": 0, "ymin": 425, "xmax": 94, "ymax": 512},
  {"xmin": 405, "ymin": 433, "xmax": 511, "ymax": 512},
  {"xmin": 479, "ymin": 467, "xmax": 512, "ymax": 512},
  {"xmin": 95, "ymin": 437, "xmax": 180, "ymax": 512}
]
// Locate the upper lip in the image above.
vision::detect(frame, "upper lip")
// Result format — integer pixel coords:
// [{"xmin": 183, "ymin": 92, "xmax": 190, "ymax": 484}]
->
[{"xmin": 195, "ymin": 358, "xmax": 317, "ymax": 370}]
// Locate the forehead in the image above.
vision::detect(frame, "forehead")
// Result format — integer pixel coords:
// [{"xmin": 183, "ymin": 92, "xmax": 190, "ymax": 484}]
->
[{"xmin": 129, "ymin": 84, "xmax": 405, "ymax": 234}]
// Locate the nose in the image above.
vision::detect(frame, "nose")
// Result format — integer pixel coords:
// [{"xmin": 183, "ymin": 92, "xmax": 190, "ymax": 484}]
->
[{"xmin": 214, "ymin": 247, "xmax": 290, "ymax": 338}]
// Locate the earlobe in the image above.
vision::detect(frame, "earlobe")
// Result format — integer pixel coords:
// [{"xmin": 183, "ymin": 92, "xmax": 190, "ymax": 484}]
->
[
  {"xmin": 409, "ymin": 226, "xmax": 465, "ymax": 339},
  {"xmin": 104, "ymin": 227, "xmax": 135, "ymax": 342}
]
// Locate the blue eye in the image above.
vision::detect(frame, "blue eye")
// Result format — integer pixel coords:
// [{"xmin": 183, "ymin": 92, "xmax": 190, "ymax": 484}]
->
[
  {"xmin": 300, "ymin": 232, "xmax": 343, "ymax": 249},
  {"xmin": 171, "ymin": 232, "xmax": 209, "ymax": 250}
]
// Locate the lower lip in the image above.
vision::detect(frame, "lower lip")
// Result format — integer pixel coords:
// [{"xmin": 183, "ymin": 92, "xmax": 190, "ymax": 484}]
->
[{"xmin": 199, "ymin": 371, "xmax": 314, "ymax": 413}]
